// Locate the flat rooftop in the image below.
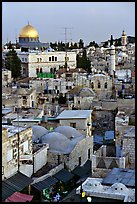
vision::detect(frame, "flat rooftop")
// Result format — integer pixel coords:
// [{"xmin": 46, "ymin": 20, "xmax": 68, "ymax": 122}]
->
[
  {"xmin": 56, "ymin": 110, "xmax": 92, "ymax": 119},
  {"xmin": 2, "ymin": 125, "xmax": 30, "ymax": 137}
]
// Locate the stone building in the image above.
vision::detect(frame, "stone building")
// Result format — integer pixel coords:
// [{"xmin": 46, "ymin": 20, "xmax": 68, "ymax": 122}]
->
[
  {"xmin": 2, "ymin": 69, "xmax": 12, "ymax": 87},
  {"xmin": 2, "ymin": 87, "xmax": 37, "ymax": 109},
  {"xmin": 2, "ymin": 125, "xmax": 33, "ymax": 179},
  {"xmin": 17, "ymin": 50, "xmax": 77, "ymax": 78},
  {"xmin": 88, "ymin": 73, "xmax": 113, "ymax": 99},
  {"xmin": 56, "ymin": 109, "xmax": 93, "ymax": 137},
  {"xmin": 36, "ymin": 125, "xmax": 93, "ymax": 171},
  {"xmin": 122, "ymin": 127, "xmax": 135, "ymax": 168},
  {"xmin": 72, "ymin": 87, "xmax": 96, "ymax": 109}
]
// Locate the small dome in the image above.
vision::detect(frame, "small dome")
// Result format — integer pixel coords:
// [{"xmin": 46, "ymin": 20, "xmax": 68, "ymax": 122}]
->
[
  {"xmin": 40, "ymin": 132, "xmax": 71, "ymax": 153},
  {"xmin": 32, "ymin": 125, "xmax": 49, "ymax": 142},
  {"xmin": 19, "ymin": 23, "xmax": 39, "ymax": 38},
  {"xmin": 54, "ymin": 126, "xmax": 83, "ymax": 139}
]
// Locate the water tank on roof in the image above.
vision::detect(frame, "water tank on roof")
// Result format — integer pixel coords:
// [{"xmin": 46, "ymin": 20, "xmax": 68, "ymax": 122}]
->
[{"xmin": 42, "ymin": 115, "xmax": 48, "ymax": 122}]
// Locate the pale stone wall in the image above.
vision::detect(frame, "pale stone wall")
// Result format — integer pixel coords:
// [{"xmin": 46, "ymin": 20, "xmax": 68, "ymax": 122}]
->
[
  {"xmin": 47, "ymin": 136, "xmax": 93, "ymax": 171},
  {"xmin": 89, "ymin": 75, "xmax": 113, "ymax": 100},
  {"xmin": 34, "ymin": 146, "xmax": 48, "ymax": 173},
  {"xmin": 2, "ymin": 69, "xmax": 12, "ymax": 86},
  {"xmin": 59, "ymin": 117, "xmax": 92, "ymax": 137},
  {"xmin": 122, "ymin": 137, "xmax": 135, "ymax": 167},
  {"xmin": 18, "ymin": 51, "xmax": 77, "ymax": 77},
  {"xmin": 2, "ymin": 127, "xmax": 33, "ymax": 179},
  {"xmin": 20, "ymin": 165, "xmax": 33, "ymax": 177}
]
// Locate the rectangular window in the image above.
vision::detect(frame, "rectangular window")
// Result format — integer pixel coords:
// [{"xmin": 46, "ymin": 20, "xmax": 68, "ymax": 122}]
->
[
  {"xmin": 23, "ymin": 141, "xmax": 29, "ymax": 153},
  {"xmin": 7, "ymin": 149, "xmax": 13, "ymax": 162},
  {"xmin": 88, "ymin": 148, "xmax": 90, "ymax": 159},
  {"xmin": 58, "ymin": 155, "xmax": 60, "ymax": 165},
  {"xmin": 55, "ymin": 57, "xmax": 57, "ymax": 61},
  {"xmin": 70, "ymin": 122, "xmax": 76, "ymax": 128},
  {"xmin": 55, "ymin": 86, "xmax": 58, "ymax": 90},
  {"xmin": 37, "ymin": 58, "xmax": 39, "ymax": 63},
  {"xmin": 25, "ymin": 58, "xmax": 27, "ymax": 62},
  {"xmin": 49, "ymin": 57, "xmax": 51, "ymax": 61},
  {"xmin": 22, "ymin": 58, "xmax": 24, "ymax": 62},
  {"xmin": 52, "ymin": 56, "xmax": 54, "ymax": 61},
  {"xmin": 79, "ymin": 157, "xmax": 81, "ymax": 166}
]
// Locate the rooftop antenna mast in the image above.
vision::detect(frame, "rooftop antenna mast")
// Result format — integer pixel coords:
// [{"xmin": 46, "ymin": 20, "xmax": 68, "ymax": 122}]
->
[{"xmin": 61, "ymin": 27, "xmax": 73, "ymax": 71}]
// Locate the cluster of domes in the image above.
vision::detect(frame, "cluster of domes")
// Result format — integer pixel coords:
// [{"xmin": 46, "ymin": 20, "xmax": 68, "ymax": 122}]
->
[{"xmin": 32, "ymin": 125, "xmax": 84, "ymax": 154}]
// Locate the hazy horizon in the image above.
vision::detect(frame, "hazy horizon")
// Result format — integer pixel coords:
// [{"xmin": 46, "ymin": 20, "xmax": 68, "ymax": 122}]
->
[{"xmin": 2, "ymin": 2, "xmax": 135, "ymax": 46}]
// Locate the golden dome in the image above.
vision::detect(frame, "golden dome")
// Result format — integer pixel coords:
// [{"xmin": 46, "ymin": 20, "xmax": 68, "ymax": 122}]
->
[{"xmin": 19, "ymin": 23, "xmax": 39, "ymax": 38}]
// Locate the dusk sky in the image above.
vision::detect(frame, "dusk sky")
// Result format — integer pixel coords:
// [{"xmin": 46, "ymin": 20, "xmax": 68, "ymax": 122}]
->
[{"xmin": 2, "ymin": 2, "xmax": 135, "ymax": 45}]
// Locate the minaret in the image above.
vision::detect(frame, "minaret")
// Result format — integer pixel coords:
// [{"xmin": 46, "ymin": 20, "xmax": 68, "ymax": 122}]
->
[
  {"xmin": 121, "ymin": 30, "xmax": 127, "ymax": 46},
  {"xmin": 109, "ymin": 45, "xmax": 115, "ymax": 77}
]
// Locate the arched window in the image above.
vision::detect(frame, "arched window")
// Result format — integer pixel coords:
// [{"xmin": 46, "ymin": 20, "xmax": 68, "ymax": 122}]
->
[
  {"xmin": 98, "ymin": 81, "xmax": 101, "ymax": 88},
  {"xmin": 36, "ymin": 68, "xmax": 39, "ymax": 74},
  {"xmin": 91, "ymin": 82, "xmax": 94, "ymax": 89},
  {"xmin": 50, "ymin": 68, "xmax": 53, "ymax": 73},
  {"xmin": 104, "ymin": 82, "xmax": 107, "ymax": 89}
]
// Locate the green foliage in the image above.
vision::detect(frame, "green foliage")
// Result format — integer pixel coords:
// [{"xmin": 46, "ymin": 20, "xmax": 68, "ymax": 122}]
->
[
  {"xmin": 58, "ymin": 94, "xmax": 67, "ymax": 104},
  {"xmin": 77, "ymin": 49, "xmax": 91, "ymax": 73},
  {"xmin": 78, "ymin": 39, "xmax": 84, "ymax": 48},
  {"xmin": 88, "ymin": 41, "xmax": 99, "ymax": 48},
  {"xmin": 5, "ymin": 49, "xmax": 21, "ymax": 79}
]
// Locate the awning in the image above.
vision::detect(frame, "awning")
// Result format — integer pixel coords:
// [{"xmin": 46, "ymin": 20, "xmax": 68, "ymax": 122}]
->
[
  {"xmin": 2, "ymin": 172, "xmax": 33, "ymax": 201},
  {"xmin": 53, "ymin": 169, "xmax": 74, "ymax": 183},
  {"xmin": 72, "ymin": 160, "xmax": 91, "ymax": 178},
  {"xmin": 32, "ymin": 176, "xmax": 58, "ymax": 191},
  {"xmin": 5, "ymin": 192, "xmax": 33, "ymax": 202}
]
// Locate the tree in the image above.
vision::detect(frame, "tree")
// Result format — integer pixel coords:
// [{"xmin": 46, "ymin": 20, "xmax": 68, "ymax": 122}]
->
[
  {"xmin": 77, "ymin": 49, "xmax": 91, "ymax": 73},
  {"xmin": 58, "ymin": 93, "xmax": 67, "ymax": 104},
  {"xmin": 88, "ymin": 41, "xmax": 99, "ymax": 48},
  {"xmin": 110, "ymin": 35, "xmax": 113, "ymax": 46},
  {"xmin": 5, "ymin": 49, "xmax": 21, "ymax": 79},
  {"xmin": 78, "ymin": 39, "xmax": 84, "ymax": 49}
]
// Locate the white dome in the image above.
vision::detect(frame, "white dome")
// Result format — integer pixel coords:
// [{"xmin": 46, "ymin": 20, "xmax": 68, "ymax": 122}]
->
[
  {"xmin": 40, "ymin": 132, "xmax": 72, "ymax": 153},
  {"xmin": 32, "ymin": 125, "xmax": 49, "ymax": 142},
  {"xmin": 54, "ymin": 126, "xmax": 83, "ymax": 139}
]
